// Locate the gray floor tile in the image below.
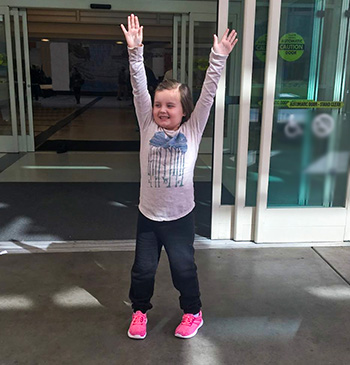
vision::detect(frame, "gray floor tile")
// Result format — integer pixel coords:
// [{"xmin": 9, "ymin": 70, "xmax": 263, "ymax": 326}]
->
[{"xmin": 314, "ymin": 247, "xmax": 350, "ymax": 283}]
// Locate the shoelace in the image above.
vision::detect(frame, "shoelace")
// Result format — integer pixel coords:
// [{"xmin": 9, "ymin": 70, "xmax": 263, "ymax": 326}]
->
[
  {"xmin": 181, "ymin": 314, "xmax": 195, "ymax": 326},
  {"xmin": 132, "ymin": 314, "xmax": 146, "ymax": 325}
]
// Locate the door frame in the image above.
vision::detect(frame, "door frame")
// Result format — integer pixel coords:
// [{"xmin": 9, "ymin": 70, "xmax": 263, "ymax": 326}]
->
[
  {"xmin": 0, "ymin": 6, "xmax": 18, "ymax": 152},
  {"xmin": 0, "ymin": 7, "xmax": 35, "ymax": 153},
  {"xmin": 211, "ymin": 0, "xmax": 255, "ymax": 240}
]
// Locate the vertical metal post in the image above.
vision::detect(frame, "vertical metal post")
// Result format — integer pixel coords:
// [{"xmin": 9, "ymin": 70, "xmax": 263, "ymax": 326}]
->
[
  {"xmin": 211, "ymin": 0, "xmax": 231, "ymax": 239},
  {"xmin": 188, "ymin": 13, "xmax": 194, "ymax": 92},
  {"xmin": 233, "ymin": 0, "xmax": 256, "ymax": 240},
  {"xmin": 255, "ymin": 0, "xmax": 282, "ymax": 243},
  {"xmin": 2, "ymin": 6, "xmax": 18, "ymax": 150},
  {"xmin": 180, "ymin": 14, "xmax": 187, "ymax": 83},
  {"xmin": 21, "ymin": 9, "xmax": 34, "ymax": 151},
  {"xmin": 342, "ymin": 3, "xmax": 350, "ymax": 240},
  {"xmin": 345, "ymin": 162, "xmax": 350, "ymax": 240},
  {"xmin": 173, "ymin": 15, "xmax": 179, "ymax": 81},
  {"xmin": 12, "ymin": 8, "xmax": 27, "ymax": 151}
]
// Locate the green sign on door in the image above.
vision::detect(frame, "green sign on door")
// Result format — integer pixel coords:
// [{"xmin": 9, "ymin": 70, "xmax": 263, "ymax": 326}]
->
[
  {"xmin": 255, "ymin": 33, "xmax": 305, "ymax": 62},
  {"xmin": 279, "ymin": 33, "xmax": 304, "ymax": 62}
]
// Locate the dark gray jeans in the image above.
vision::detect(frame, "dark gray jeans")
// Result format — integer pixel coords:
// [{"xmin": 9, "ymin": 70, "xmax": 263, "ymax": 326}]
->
[{"xmin": 129, "ymin": 210, "xmax": 201, "ymax": 314}]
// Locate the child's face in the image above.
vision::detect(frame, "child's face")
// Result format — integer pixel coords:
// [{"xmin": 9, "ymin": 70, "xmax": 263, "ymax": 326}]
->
[{"xmin": 153, "ymin": 89, "xmax": 185, "ymax": 131}]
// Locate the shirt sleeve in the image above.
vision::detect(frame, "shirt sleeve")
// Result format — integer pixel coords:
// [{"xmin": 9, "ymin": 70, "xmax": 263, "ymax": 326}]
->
[
  {"xmin": 187, "ymin": 49, "xmax": 228, "ymax": 139},
  {"xmin": 128, "ymin": 45, "xmax": 153, "ymax": 130}
]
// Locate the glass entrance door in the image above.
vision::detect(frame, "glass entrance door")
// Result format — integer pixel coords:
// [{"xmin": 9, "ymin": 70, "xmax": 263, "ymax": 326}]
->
[
  {"xmin": 0, "ymin": 6, "xmax": 18, "ymax": 152},
  {"xmin": 173, "ymin": 12, "xmax": 217, "ymax": 154},
  {"xmin": 254, "ymin": 0, "xmax": 350, "ymax": 242},
  {"xmin": 0, "ymin": 7, "xmax": 34, "ymax": 153}
]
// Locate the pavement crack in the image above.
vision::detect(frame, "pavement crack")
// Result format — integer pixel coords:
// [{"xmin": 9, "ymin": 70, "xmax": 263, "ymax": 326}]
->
[{"xmin": 312, "ymin": 247, "xmax": 350, "ymax": 286}]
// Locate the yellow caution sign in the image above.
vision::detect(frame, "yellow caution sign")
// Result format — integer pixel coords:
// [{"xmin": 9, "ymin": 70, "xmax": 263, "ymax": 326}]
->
[
  {"xmin": 257, "ymin": 100, "xmax": 344, "ymax": 109},
  {"xmin": 287, "ymin": 100, "xmax": 344, "ymax": 109},
  {"xmin": 273, "ymin": 99, "xmax": 290, "ymax": 107}
]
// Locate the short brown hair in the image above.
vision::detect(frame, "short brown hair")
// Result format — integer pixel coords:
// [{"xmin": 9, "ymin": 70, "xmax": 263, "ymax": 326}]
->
[{"xmin": 155, "ymin": 79, "xmax": 194, "ymax": 123}]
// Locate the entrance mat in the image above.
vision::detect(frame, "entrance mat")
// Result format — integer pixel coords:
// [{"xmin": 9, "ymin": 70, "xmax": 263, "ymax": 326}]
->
[
  {"xmin": 0, "ymin": 182, "xmax": 211, "ymax": 241},
  {"xmin": 37, "ymin": 140, "xmax": 140, "ymax": 152}
]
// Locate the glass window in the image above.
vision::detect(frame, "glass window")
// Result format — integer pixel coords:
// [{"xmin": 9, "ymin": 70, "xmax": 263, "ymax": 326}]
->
[{"xmin": 268, "ymin": 0, "xmax": 350, "ymax": 207}]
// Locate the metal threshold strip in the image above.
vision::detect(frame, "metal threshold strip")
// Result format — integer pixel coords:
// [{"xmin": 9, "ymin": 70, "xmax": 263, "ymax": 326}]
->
[{"xmin": 0, "ymin": 239, "xmax": 349, "ymax": 254}]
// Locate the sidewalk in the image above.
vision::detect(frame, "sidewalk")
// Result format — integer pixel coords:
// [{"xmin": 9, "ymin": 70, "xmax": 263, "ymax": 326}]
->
[{"xmin": 1, "ymin": 244, "xmax": 350, "ymax": 364}]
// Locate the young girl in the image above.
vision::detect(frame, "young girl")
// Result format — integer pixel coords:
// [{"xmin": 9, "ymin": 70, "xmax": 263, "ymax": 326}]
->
[{"xmin": 121, "ymin": 14, "xmax": 237, "ymax": 340}]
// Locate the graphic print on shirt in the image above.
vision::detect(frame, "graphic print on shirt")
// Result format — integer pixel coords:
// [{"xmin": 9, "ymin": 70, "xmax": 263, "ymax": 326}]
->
[{"xmin": 148, "ymin": 131, "xmax": 188, "ymax": 188}]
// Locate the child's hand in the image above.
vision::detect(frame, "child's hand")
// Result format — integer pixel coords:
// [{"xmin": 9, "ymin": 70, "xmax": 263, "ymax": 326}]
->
[
  {"xmin": 213, "ymin": 29, "xmax": 238, "ymax": 56},
  {"xmin": 121, "ymin": 14, "xmax": 143, "ymax": 48}
]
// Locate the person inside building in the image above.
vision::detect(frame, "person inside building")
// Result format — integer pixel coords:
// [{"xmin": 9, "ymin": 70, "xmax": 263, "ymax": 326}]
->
[{"xmin": 70, "ymin": 67, "xmax": 84, "ymax": 104}]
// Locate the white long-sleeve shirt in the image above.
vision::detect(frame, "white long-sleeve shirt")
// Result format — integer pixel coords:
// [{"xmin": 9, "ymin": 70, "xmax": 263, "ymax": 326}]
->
[{"xmin": 128, "ymin": 45, "xmax": 227, "ymax": 221}]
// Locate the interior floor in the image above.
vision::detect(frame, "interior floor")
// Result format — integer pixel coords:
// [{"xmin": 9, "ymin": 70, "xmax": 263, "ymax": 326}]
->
[{"xmin": 0, "ymin": 151, "xmax": 212, "ymax": 241}]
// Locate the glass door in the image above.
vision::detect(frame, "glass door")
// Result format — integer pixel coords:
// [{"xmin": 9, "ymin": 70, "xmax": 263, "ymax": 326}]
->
[
  {"xmin": 254, "ymin": 0, "xmax": 350, "ymax": 242},
  {"xmin": 0, "ymin": 6, "xmax": 18, "ymax": 152},
  {"xmin": 11, "ymin": 8, "xmax": 34, "ymax": 152},
  {"xmin": 173, "ymin": 13, "xmax": 217, "ymax": 154},
  {"xmin": 0, "ymin": 7, "xmax": 34, "ymax": 153},
  {"xmin": 189, "ymin": 13, "xmax": 217, "ymax": 154}
]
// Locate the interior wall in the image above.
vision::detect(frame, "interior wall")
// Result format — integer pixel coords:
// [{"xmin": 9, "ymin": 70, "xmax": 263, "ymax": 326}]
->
[{"xmin": 26, "ymin": 10, "xmax": 174, "ymax": 42}]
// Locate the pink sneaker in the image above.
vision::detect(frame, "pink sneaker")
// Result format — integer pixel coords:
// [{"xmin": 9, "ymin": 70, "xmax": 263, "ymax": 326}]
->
[
  {"xmin": 175, "ymin": 311, "xmax": 203, "ymax": 339},
  {"xmin": 127, "ymin": 311, "xmax": 147, "ymax": 339}
]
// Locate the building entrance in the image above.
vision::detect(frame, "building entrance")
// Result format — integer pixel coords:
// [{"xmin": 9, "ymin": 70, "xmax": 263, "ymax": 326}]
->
[
  {"xmin": 214, "ymin": 0, "xmax": 350, "ymax": 242},
  {"xmin": 1, "ymin": 0, "xmax": 349, "ymax": 242}
]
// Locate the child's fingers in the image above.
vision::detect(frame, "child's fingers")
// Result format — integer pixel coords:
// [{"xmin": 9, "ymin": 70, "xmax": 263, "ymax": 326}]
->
[
  {"xmin": 128, "ymin": 15, "xmax": 131, "ymax": 30},
  {"xmin": 120, "ymin": 24, "xmax": 127, "ymax": 35},
  {"xmin": 213, "ymin": 34, "xmax": 218, "ymax": 48},
  {"xmin": 139, "ymin": 25, "xmax": 143, "ymax": 42},
  {"xmin": 130, "ymin": 14, "xmax": 135, "ymax": 29},
  {"xmin": 220, "ymin": 28, "xmax": 229, "ymax": 42},
  {"xmin": 135, "ymin": 15, "xmax": 140, "ymax": 29},
  {"xmin": 228, "ymin": 29, "xmax": 237, "ymax": 43}
]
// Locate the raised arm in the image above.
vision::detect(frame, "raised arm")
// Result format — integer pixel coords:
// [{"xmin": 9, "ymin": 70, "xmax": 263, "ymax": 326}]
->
[
  {"xmin": 121, "ymin": 14, "xmax": 153, "ymax": 129},
  {"xmin": 188, "ymin": 29, "xmax": 238, "ymax": 137}
]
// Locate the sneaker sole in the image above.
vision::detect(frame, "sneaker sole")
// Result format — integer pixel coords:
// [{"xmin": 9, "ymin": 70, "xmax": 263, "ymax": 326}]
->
[
  {"xmin": 127, "ymin": 330, "xmax": 147, "ymax": 339},
  {"xmin": 174, "ymin": 319, "xmax": 204, "ymax": 339}
]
